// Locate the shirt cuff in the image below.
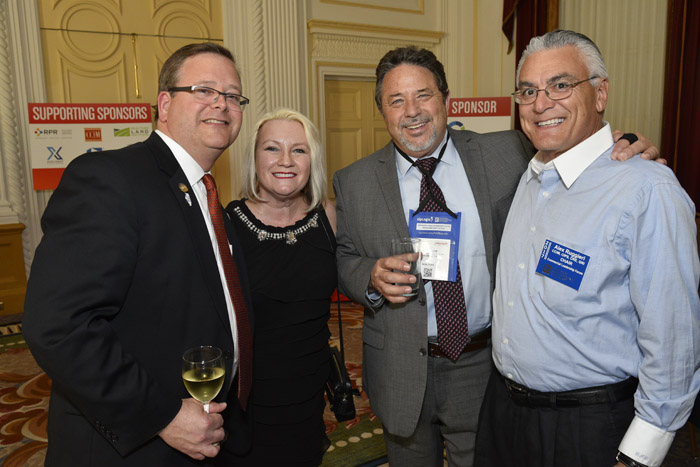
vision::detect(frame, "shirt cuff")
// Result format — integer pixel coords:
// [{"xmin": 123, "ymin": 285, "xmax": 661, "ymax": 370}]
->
[
  {"xmin": 618, "ymin": 416, "xmax": 675, "ymax": 467},
  {"xmin": 365, "ymin": 289, "xmax": 384, "ymax": 308}
]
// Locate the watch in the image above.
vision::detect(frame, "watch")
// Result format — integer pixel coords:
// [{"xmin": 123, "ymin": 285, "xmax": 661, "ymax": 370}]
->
[{"xmin": 616, "ymin": 451, "xmax": 650, "ymax": 467}]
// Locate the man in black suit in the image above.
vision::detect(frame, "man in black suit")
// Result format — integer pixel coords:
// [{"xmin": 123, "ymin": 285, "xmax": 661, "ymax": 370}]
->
[{"xmin": 23, "ymin": 42, "xmax": 253, "ymax": 465}]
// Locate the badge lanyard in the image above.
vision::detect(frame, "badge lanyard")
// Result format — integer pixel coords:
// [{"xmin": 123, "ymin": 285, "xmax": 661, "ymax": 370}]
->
[
  {"xmin": 394, "ymin": 134, "xmax": 457, "ymax": 218},
  {"xmin": 397, "ymin": 135, "xmax": 460, "ymax": 282}
]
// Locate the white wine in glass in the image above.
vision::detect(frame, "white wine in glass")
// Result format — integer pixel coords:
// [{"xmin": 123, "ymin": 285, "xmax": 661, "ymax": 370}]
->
[{"xmin": 182, "ymin": 346, "xmax": 225, "ymax": 414}]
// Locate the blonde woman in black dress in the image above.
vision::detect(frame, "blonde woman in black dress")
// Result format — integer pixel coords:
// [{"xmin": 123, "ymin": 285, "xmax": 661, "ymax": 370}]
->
[{"xmin": 225, "ymin": 108, "xmax": 336, "ymax": 466}]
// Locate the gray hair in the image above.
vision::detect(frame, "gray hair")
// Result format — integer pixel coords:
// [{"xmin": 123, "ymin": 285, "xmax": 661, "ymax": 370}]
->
[
  {"xmin": 516, "ymin": 30, "xmax": 608, "ymax": 85},
  {"xmin": 240, "ymin": 108, "xmax": 327, "ymax": 211}
]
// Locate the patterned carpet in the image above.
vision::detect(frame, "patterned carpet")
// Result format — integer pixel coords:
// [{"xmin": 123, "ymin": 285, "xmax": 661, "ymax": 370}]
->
[
  {"xmin": 323, "ymin": 302, "xmax": 387, "ymax": 466},
  {"xmin": 0, "ymin": 305, "xmax": 387, "ymax": 467},
  {"xmin": 2, "ymin": 308, "xmax": 699, "ymax": 467},
  {"xmin": 0, "ymin": 320, "xmax": 49, "ymax": 467}
]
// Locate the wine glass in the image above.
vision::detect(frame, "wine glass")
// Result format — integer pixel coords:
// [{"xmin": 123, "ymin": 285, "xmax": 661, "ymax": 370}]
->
[{"xmin": 182, "ymin": 345, "xmax": 226, "ymax": 413}]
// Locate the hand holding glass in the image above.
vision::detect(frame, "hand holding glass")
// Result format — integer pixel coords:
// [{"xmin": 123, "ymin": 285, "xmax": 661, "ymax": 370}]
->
[
  {"xmin": 391, "ymin": 238, "xmax": 422, "ymax": 297},
  {"xmin": 182, "ymin": 346, "xmax": 225, "ymax": 413}
]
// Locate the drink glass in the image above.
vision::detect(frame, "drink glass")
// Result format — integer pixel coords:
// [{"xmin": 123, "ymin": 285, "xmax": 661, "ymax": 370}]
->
[
  {"xmin": 391, "ymin": 237, "xmax": 421, "ymax": 297},
  {"xmin": 182, "ymin": 345, "xmax": 225, "ymax": 413}
]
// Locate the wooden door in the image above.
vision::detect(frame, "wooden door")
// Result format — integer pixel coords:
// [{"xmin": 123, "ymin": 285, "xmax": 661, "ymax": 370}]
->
[
  {"xmin": 36, "ymin": 0, "xmax": 233, "ymax": 199},
  {"xmin": 324, "ymin": 78, "xmax": 389, "ymax": 199}
]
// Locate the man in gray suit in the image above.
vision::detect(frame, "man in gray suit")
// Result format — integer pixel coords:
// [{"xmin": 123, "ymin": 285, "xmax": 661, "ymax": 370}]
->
[{"xmin": 332, "ymin": 46, "xmax": 656, "ymax": 466}]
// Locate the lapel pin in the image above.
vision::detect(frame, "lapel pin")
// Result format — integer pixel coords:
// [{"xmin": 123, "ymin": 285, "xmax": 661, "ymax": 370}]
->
[
  {"xmin": 184, "ymin": 193, "xmax": 192, "ymax": 206},
  {"xmin": 178, "ymin": 183, "xmax": 189, "ymax": 193}
]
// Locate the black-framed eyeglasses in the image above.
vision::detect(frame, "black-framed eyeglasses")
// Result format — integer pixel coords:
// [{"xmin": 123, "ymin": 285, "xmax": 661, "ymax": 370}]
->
[
  {"xmin": 512, "ymin": 77, "xmax": 598, "ymax": 105},
  {"xmin": 168, "ymin": 85, "xmax": 250, "ymax": 112}
]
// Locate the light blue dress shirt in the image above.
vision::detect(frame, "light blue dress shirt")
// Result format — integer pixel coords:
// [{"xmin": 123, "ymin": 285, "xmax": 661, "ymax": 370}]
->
[
  {"xmin": 492, "ymin": 124, "xmax": 700, "ymax": 466},
  {"xmin": 395, "ymin": 133, "xmax": 491, "ymax": 337}
]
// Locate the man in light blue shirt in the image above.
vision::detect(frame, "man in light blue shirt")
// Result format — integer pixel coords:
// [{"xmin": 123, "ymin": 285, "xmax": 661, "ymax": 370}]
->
[{"xmin": 475, "ymin": 30, "xmax": 700, "ymax": 467}]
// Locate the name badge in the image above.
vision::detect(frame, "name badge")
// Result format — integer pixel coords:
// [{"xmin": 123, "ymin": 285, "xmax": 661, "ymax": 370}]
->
[
  {"xmin": 535, "ymin": 239, "xmax": 590, "ymax": 291},
  {"xmin": 408, "ymin": 210, "xmax": 461, "ymax": 282}
]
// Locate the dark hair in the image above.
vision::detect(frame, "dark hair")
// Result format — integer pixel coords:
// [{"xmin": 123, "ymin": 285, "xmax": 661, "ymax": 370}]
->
[
  {"xmin": 374, "ymin": 46, "xmax": 449, "ymax": 110},
  {"xmin": 155, "ymin": 42, "xmax": 237, "ymax": 121}
]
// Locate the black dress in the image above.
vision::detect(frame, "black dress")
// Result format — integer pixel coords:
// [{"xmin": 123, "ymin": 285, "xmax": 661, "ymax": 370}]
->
[{"xmin": 225, "ymin": 199, "xmax": 335, "ymax": 466}]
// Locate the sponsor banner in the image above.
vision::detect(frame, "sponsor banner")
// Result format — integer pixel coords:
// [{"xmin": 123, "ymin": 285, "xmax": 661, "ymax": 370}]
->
[
  {"xmin": 29, "ymin": 103, "xmax": 151, "ymax": 124},
  {"xmin": 28, "ymin": 103, "xmax": 152, "ymax": 190},
  {"xmin": 447, "ymin": 97, "xmax": 511, "ymax": 133}
]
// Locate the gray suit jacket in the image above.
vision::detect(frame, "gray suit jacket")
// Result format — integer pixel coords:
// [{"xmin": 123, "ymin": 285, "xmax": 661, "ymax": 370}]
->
[{"xmin": 332, "ymin": 127, "xmax": 533, "ymax": 436}]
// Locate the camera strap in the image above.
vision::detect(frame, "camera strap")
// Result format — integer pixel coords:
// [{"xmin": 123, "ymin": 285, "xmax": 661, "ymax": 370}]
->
[{"xmin": 335, "ymin": 290, "xmax": 347, "ymax": 361}]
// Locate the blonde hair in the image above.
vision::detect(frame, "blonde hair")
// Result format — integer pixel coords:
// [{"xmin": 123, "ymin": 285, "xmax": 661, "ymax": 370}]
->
[{"xmin": 240, "ymin": 108, "xmax": 327, "ymax": 211}]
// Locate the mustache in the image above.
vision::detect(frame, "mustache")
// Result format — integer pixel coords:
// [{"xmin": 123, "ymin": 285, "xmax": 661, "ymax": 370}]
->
[{"xmin": 400, "ymin": 117, "xmax": 432, "ymax": 129}]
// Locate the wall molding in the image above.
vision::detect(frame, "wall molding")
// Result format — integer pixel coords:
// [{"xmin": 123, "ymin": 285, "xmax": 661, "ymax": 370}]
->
[
  {"xmin": 2, "ymin": 0, "xmax": 48, "ymax": 275},
  {"xmin": 307, "ymin": 19, "xmax": 443, "ymax": 141}
]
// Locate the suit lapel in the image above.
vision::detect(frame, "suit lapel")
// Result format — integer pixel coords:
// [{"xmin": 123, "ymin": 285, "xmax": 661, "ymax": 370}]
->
[
  {"xmin": 376, "ymin": 142, "xmax": 411, "ymax": 238},
  {"xmin": 450, "ymin": 128, "xmax": 495, "ymax": 278},
  {"xmin": 145, "ymin": 133, "xmax": 234, "ymax": 337}
]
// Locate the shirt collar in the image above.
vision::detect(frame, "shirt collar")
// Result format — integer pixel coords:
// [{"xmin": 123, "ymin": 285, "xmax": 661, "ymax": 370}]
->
[
  {"xmin": 526, "ymin": 122, "xmax": 613, "ymax": 188},
  {"xmin": 155, "ymin": 129, "xmax": 208, "ymax": 186},
  {"xmin": 395, "ymin": 131, "xmax": 457, "ymax": 177}
]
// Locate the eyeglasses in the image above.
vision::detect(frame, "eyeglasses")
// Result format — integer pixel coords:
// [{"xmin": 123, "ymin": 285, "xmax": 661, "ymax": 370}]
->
[
  {"xmin": 512, "ymin": 77, "xmax": 598, "ymax": 105},
  {"xmin": 168, "ymin": 85, "xmax": 250, "ymax": 112}
]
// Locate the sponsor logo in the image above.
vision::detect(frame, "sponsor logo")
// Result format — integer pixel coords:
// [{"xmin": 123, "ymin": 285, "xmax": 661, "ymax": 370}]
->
[
  {"xmin": 47, "ymin": 146, "xmax": 63, "ymax": 161},
  {"xmin": 33, "ymin": 127, "xmax": 72, "ymax": 138},
  {"xmin": 34, "ymin": 128, "xmax": 59, "ymax": 137},
  {"xmin": 130, "ymin": 127, "xmax": 150, "ymax": 136},
  {"xmin": 86, "ymin": 147, "xmax": 103, "ymax": 152},
  {"xmin": 113, "ymin": 127, "xmax": 150, "ymax": 137},
  {"xmin": 84, "ymin": 128, "xmax": 102, "ymax": 141}
]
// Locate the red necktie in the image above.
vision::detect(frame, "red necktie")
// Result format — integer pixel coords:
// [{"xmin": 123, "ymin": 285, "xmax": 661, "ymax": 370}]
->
[
  {"xmin": 202, "ymin": 174, "xmax": 252, "ymax": 409},
  {"xmin": 414, "ymin": 157, "xmax": 469, "ymax": 361}
]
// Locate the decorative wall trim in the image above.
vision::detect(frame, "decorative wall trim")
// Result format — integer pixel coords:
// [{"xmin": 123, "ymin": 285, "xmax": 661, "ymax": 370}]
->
[
  {"xmin": 4, "ymin": 0, "xmax": 48, "ymax": 275},
  {"xmin": 308, "ymin": 19, "xmax": 443, "ymax": 41},
  {"xmin": 222, "ymin": 0, "xmax": 254, "ymax": 200},
  {"xmin": 264, "ymin": 0, "xmax": 306, "ymax": 111},
  {"xmin": 0, "ymin": 1, "xmax": 22, "ymax": 225},
  {"xmin": 308, "ymin": 19, "xmax": 442, "ymax": 143},
  {"xmin": 223, "ymin": 0, "xmax": 309, "ymax": 198},
  {"xmin": 320, "ymin": 0, "xmax": 424, "ymax": 15}
]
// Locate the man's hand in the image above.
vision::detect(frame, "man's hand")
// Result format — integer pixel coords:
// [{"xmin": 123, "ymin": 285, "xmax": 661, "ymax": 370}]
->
[
  {"xmin": 159, "ymin": 398, "xmax": 227, "ymax": 460},
  {"xmin": 370, "ymin": 254, "xmax": 419, "ymax": 304},
  {"xmin": 611, "ymin": 130, "xmax": 666, "ymax": 164}
]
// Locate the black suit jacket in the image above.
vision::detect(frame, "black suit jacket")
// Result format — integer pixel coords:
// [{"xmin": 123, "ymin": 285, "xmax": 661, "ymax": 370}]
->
[{"xmin": 23, "ymin": 132, "xmax": 253, "ymax": 466}]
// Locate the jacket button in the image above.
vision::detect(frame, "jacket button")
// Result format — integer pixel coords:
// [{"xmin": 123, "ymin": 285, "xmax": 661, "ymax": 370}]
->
[{"xmin": 419, "ymin": 348, "xmax": 427, "ymax": 356}]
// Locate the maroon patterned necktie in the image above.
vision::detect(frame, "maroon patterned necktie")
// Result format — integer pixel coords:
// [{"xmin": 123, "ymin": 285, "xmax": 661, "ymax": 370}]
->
[
  {"xmin": 413, "ymin": 157, "xmax": 469, "ymax": 361},
  {"xmin": 202, "ymin": 174, "xmax": 252, "ymax": 409}
]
